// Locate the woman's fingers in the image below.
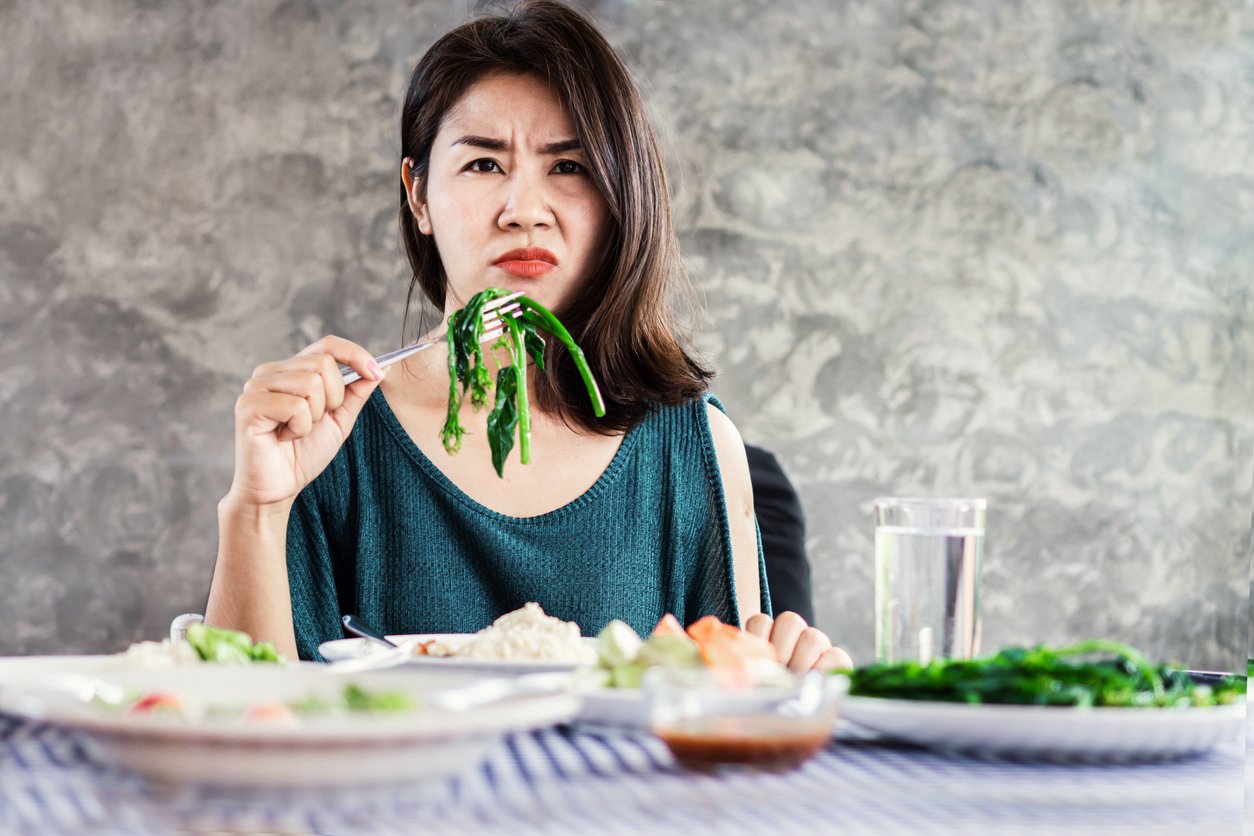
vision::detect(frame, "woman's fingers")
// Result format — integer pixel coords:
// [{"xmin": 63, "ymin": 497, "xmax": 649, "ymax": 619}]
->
[
  {"xmin": 253, "ymin": 354, "xmax": 347, "ymax": 412},
  {"xmin": 785, "ymin": 627, "xmax": 833, "ymax": 673},
  {"xmin": 744, "ymin": 613, "xmax": 774, "ymax": 641},
  {"xmin": 743, "ymin": 612, "xmax": 854, "ymax": 672},
  {"xmin": 251, "ymin": 370, "xmax": 327, "ymax": 424},
  {"xmin": 743, "ymin": 611, "xmax": 806, "ymax": 663},
  {"xmin": 243, "ymin": 337, "xmax": 384, "ymax": 440},
  {"xmin": 816, "ymin": 646, "xmax": 854, "ymax": 672},
  {"xmin": 765, "ymin": 611, "xmax": 808, "ymax": 666},
  {"xmin": 296, "ymin": 335, "xmax": 382, "ymax": 391},
  {"xmin": 236, "ymin": 390, "xmax": 314, "ymax": 440}
]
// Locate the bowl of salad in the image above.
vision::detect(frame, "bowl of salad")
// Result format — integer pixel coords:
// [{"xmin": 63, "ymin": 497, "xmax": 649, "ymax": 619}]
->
[{"xmin": 558, "ymin": 614, "xmax": 837, "ymax": 729}]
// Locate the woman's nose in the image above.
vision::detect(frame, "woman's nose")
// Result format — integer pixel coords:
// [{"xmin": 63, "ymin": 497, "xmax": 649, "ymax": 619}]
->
[{"xmin": 498, "ymin": 172, "xmax": 554, "ymax": 230}]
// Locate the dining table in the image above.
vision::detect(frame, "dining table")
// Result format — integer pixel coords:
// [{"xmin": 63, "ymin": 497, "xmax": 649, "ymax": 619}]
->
[{"xmin": 0, "ymin": 692, "xmax": 1246, "ymax": 835}]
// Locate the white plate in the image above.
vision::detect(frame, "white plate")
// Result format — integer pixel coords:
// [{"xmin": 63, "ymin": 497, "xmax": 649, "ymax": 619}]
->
[
  {"xmin": 841, "ymin": 695, "xmax": 1245, "ymax": 761},
  {"xmin": 522, "ymin": 673, "xmax": 836, "ymax": 731},
  {"xmin": 0, "ymin": 655, "xmax": 579, "ymax": 787},
  {"xmin": 319, "ymin": 634, "xmax": 597, "ymax": 674}
]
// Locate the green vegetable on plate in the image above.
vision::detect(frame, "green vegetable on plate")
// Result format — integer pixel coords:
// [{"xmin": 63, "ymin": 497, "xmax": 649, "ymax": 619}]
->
[
  {"xmin": 341, "ymin": 683, "xmax": 416, "ymax": 713},
  {"xmin": 591, "ymin": 619, "xmax": 706, "ymax": 690},
  {"xmin": 185, "ymin": 623, "xmax": 281, "ymax": 665},
  {"xmin": 835, "ymin": 641, "xmax": 1246, "ymax": 708}
]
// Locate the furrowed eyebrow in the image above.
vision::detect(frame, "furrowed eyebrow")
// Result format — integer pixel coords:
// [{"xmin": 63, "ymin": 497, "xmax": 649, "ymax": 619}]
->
[
  {"xmin": 449, "ymin": 135, "xmax": 582, "ymax": 155},
  {"xmin": 541, "ymin": 139, "xmax": 582, "ymax": 155},
  {"xmin": 451, "ymin": 135, "xmax": 508, "ymax": 151}
]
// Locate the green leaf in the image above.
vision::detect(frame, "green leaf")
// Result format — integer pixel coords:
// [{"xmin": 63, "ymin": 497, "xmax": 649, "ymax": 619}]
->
[
  {"xmin": 185, "ymin": 623, "xmax": 280, "ymax": 665},
  {"xmin": 486, "ymin": 365, "xmax": 519, "ymax": 477},
  {"xmin": 342, "ymin": 683, "xmax": 415, "ymax": 713},
  {"xmin": 522, "ymin": 321, "xmax": 547, "ymax": 372}
]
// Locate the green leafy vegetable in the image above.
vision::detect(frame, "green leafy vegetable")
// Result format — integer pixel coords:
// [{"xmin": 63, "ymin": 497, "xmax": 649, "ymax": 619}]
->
[
  {"xmin": 592, "ymin": 620, "xmax": 704, "ymax": 690},
  {"xmin": 185, "ymin": 623, "xmax": 281, "ymax": 664},
  {"xmin": 341, "ymin": 683, "xmax": 416, "ymax": 713},
  {"xmin": 835, "ymin": 642, "xmax": 1246, "ymax": 707},
  {"xmin": 286, "ymin": 694, "xmax": 333, "ymax": 714},
  {"xmin": 441, "ymin": 288, "xmax": 606, "ymax": 476}
]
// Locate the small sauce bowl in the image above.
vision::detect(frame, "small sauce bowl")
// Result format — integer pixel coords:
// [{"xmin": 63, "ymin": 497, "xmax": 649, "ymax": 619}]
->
[{"xmin": 645, "ymin": 667, "xmax": 849, "ymax": 772}]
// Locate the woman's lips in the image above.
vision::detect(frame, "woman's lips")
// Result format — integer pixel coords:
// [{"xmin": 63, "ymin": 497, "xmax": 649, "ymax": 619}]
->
[
  {"xmin": 494, "ymin": 260, "xmax": 556, "ymax": 278},
  {"xmin": 493, "ymin": 247, "xmax": 557, "ymax": 278}
]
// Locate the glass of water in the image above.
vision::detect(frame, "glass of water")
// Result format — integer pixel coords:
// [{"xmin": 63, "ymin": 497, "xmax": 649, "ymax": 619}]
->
[{"xmin": 874, "ymin": 497, "xmax": 987, "ymax": 664}]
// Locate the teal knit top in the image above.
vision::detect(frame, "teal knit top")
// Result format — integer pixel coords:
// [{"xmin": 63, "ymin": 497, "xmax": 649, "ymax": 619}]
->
[{"xmin": 286, "ymin": 388, "xmax": 770, "ymax": 661}]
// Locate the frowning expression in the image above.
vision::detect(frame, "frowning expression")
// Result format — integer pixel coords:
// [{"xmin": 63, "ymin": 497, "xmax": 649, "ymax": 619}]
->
[{"xmin": 403, "ymin": 72, "xmax": 611, "ymax": 317}]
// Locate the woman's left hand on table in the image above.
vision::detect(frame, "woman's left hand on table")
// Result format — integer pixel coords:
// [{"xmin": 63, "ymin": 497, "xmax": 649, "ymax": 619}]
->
[{"xmin": 745, "ymin": 612, "xmax": 853, "ymax": 673}]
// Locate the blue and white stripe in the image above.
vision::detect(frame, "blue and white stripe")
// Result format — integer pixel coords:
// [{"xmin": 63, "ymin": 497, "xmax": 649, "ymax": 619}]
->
[{"xmin": 0, "ymin": 716, "xmax": 1244, "ymax": 835}]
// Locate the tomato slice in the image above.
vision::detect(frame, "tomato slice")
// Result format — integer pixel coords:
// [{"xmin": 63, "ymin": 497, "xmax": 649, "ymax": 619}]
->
[
  {"xmin": 685, "ymin": 615, "xmax": 740, "ymax": 646},
  {"xmin": 128, "ymin": 693, "xmax": 182, "ymax": 714},
  {"xmin": 650, "ymin": 613, "xmax": 686, "ymax": 638}
]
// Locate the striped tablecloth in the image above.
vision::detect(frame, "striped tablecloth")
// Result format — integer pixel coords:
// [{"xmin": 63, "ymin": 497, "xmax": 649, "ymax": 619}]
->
[{"xmin": 0, "ymin": 713, "xmax": 1245, "ymax": 835}]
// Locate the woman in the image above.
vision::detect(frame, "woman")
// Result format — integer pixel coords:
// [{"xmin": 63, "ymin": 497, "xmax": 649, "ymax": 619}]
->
[{"xmin": 205, "ymin": 0, "xmax": 852, "ymax": 672}]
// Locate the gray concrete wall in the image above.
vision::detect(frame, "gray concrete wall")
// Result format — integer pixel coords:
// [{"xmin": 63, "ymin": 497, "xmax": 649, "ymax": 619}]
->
[{"xmin": 1, "ymin": 0, "xmax": 1249, "ymax": 668}]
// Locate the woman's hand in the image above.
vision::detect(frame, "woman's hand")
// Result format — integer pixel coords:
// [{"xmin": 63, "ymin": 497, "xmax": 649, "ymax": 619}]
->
[
  {"xmin": 227, "ymin": 336, "xmax": 384, "ymax": 508},
  {"xmin": 745, "ymin": 612, "xmax": 853, "ymax": 672}
]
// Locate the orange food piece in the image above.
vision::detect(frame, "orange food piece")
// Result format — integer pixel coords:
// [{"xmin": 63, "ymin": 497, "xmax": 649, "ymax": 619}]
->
[
  {"xmin": 246, "ymin": 702, "xmax": 295, "ymax": 723},
  {"xmin": 651, "ymin": 613, "xmax": 686, "ymax": 638},
  {"xmin": 685, "ymin": 615, "xmax": 778, "ymax": 671},
  {"xmin": 700, "ymin": 633, "xmax": 776, "ymax": 666},
  {"xmin": 686, "ymin": 615, "xmax": 741, "ymax": 646},
  {"xmin": 129, "ymin": 693, "xmax": 182, "ymax": 714}
]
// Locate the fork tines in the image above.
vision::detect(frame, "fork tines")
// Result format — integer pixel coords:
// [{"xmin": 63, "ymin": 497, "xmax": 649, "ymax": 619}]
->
[{"xmin": 480, "ymin": 291, "xmax": 524, "ymax": 341}]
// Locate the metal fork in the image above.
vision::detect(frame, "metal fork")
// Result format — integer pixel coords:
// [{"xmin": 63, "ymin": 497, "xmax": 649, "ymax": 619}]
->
[{"xmin": 339, "ymin": 291, "xmax": 523, "ymax": 384}]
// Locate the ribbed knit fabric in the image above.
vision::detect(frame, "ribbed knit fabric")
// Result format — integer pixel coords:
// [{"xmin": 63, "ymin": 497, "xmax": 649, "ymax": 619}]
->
[{"xmin": 286, "ymin": 389, "xmax": 770, "ymax": 661}]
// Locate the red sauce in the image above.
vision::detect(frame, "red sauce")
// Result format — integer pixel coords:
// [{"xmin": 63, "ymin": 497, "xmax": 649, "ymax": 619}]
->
[{"xmin": 655, "ymin": 716, "xmax": 831, "ymax": 771}]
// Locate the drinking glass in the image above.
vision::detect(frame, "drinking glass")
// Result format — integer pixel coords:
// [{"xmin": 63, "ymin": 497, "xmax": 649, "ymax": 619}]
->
[{"xmin": 874, "ymin": 497, "xmax": 986, "ymax": 664}]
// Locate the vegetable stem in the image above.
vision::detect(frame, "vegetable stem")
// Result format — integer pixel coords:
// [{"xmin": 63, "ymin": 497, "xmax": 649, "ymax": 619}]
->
[
  {"xmin": 518, "ymin": 300, "xmax": 606, "ymax": 417},
  {"xmin": 507, "ymin": 314, "xmax": 531, "ymax": 465},
  {"xmin": 1050, "ymin": 639, "xmax": 1164, "ymax": 699}
]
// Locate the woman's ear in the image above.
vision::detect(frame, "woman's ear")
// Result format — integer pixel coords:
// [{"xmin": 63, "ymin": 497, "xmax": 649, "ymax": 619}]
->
[{"xmin": 401, "ymin": 157, "xmax": 433, "ymax": 235}]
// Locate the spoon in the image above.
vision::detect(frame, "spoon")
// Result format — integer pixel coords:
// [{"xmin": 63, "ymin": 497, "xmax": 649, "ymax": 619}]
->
[{"xmin": 341, "ymin": 614, "xmax": 398, "ymax": 649}]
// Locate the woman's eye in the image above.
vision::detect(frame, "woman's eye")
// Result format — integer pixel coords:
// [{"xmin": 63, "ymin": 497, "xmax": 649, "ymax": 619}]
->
[
  {"xmin": 553, "ymin": 160, "xmax": 585, "ymax": 175},
  {"xmin": 467, "ymin": 159, "xmax": 501, "ymax": 173}
]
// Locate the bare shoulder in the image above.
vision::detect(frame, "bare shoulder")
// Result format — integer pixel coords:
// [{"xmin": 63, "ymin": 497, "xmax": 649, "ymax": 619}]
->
[
  {"xmin": 705, "ymin": 403, "xmax": 752, "ymax": 502},
  {"xmin": 705, "ymin": 401, "xmax": 744, "ymax": 450}
]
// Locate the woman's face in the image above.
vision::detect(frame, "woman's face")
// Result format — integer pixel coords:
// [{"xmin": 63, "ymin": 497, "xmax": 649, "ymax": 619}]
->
[{"xmin": 404, "ymin": 72, "xmax": 610, "ymax": 317}]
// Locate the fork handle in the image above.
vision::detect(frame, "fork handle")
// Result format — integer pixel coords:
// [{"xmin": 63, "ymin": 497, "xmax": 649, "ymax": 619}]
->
[
  {"xmin": 339, "ymin": 338, "xmax": 439, "ymax": 384},
  {"xmin": 339, "ymin": 294, "xmax": 523, "ymax": 384}
]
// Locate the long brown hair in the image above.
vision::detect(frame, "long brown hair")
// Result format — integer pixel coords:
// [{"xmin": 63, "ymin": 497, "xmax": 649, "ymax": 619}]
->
[{"xmin": 398, "ymin": 0, "xmax": 712, "ymax": 434}]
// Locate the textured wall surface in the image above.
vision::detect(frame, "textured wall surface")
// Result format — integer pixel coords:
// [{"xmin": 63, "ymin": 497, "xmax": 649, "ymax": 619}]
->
[{"xmin": 1, "ymin": 0, "xmax": 1249, "ymax": 668}]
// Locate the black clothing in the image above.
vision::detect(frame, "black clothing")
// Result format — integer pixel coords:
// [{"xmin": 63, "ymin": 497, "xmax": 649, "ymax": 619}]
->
[{"xmin": 745, "ymin": 445, "xmax": 814, "ymax": 623}]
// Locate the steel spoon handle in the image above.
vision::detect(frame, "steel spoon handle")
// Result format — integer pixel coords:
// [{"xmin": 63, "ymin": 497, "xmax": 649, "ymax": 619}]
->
[{"xmin": 341, "ymin": 614, "xmax": 398, "ymax": 649}]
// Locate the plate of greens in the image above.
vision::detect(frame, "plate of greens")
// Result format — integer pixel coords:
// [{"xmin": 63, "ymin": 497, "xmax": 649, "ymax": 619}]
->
[
  {"xmin": 0, "ymin": 658, "xmax": 578, "ymax": 787},
  {"xmin": 837, "ymin": 642, "xmax": 1246, "ymax": 761}
]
